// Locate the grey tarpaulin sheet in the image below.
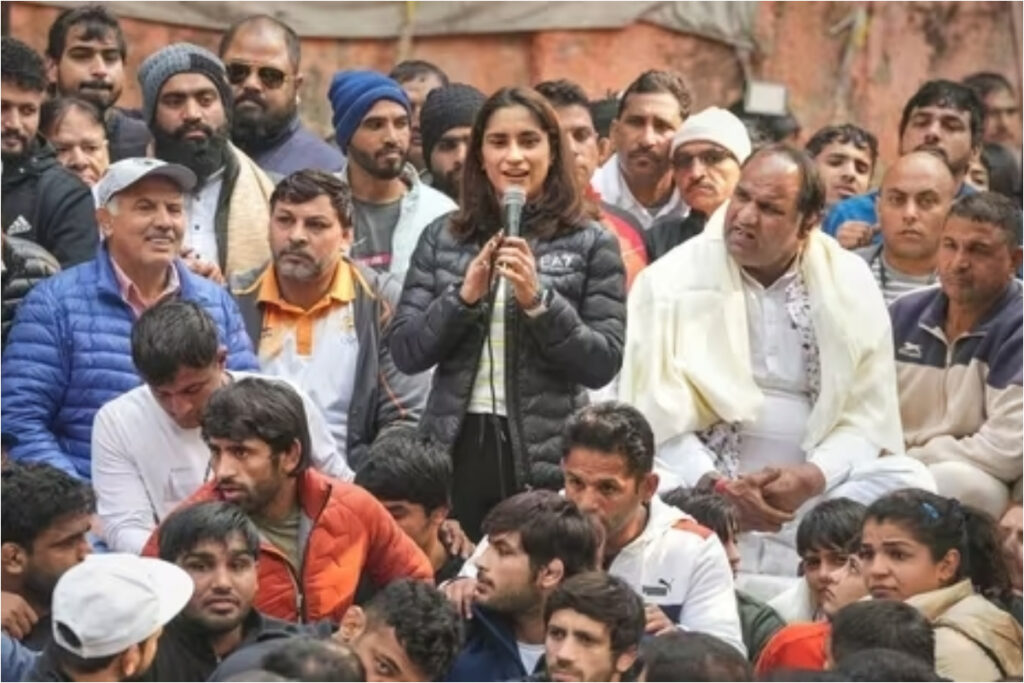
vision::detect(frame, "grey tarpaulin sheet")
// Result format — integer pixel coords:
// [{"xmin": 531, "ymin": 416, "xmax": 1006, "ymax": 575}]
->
[{"xmin": 32, "ymin": 1, "xmax": 757, "ymax": 49}]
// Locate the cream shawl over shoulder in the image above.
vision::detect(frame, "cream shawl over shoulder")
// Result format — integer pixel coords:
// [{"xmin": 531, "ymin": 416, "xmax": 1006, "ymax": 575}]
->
[{"xmin": 619, "ymin": 205, "xmax": 904, "ymax": 457}]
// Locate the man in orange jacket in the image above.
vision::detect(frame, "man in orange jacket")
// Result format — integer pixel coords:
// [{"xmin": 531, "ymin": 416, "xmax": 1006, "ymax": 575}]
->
[{"xmin": 143, "ymin": 376, "xmax": 433, "ymax": 623}]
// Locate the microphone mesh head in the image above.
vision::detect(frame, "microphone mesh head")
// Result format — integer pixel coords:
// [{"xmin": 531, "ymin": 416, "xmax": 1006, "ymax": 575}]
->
[{"xmin": 502, "ymin": 186, "xmax": 526, "ymax": 208}]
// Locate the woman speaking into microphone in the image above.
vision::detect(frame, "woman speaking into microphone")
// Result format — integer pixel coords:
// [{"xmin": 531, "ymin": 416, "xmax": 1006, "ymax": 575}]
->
[{"xmin": 389, "ymin": 86, "xmax": 626, "ymax": 538}]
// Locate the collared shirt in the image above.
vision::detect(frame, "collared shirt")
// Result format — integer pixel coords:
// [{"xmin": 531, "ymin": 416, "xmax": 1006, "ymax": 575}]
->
[
  {"xmin": 185, "ymin": 167, "xmax": 224, "ymax": 264},
  {"xmin": 737, "ymin": 265, "xmax": 812, "ymax": 474},
  {"xmin": 257, "ymin": 261, "xmax": 361, "ymax": 451},
  {"xmin": 110, "ymin": 258, "xmax": 181, "ymax": 318},
  {"xmin": 590, "ymin": 154, "xmax": 688, "ymax": 229}
]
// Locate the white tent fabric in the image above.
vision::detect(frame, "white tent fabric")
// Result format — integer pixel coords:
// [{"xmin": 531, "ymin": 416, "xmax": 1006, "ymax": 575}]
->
[{"xmin": 36, "ymin": 1, "xmax": 758, "ymax": 49}]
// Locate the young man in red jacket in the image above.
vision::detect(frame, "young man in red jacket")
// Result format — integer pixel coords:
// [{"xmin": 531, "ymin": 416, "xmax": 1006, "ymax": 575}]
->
[{"xmin": 143, "ymin": 376, "xmax": 433, "ymax": 623}]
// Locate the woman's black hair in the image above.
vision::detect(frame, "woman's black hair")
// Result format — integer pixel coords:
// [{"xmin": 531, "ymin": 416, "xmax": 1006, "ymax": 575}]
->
[{"xmin": 863, "ymin": 488, "xmax": 1011, "ymax": 599}]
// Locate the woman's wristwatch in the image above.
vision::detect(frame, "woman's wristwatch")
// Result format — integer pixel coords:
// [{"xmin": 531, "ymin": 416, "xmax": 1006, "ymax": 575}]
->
[{"xmin": 523, "ymin": 287, "xmax": 552, "ymax": 318}]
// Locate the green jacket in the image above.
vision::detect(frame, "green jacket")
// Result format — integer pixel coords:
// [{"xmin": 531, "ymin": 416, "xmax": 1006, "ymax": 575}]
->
[{"xmin": 737, "ymin": 590, "xmax": 786, "ymax": 662}]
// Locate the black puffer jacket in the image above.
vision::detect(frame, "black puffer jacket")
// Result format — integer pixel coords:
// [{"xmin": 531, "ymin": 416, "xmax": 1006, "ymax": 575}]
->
[
  {"xmin": 1, "ymin": 235, "xmax": 59, "ymax": 350},
  {"xmin": 1, "ymin": 137, "xmax": 98, "ymax": 267},
  {"xmin": 389, "ymin": 213, "xmax": 626, "ymax": 489}
]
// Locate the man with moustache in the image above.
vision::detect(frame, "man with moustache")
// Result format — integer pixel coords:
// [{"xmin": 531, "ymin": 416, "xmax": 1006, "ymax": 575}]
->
[
  {"xmin": 825, "ymin": 80, "xmax": 983, "ymax": 249},
  {"xmin": 219, "ymin": 15, "xmax": 344, "ymax": 177},
  {"xmin": 891, "ymin": 192, "xmax": 1023, "ymax": 519},
  {"xmin": 230, "ymin": 170, "xmax": 428, "ymax": 469},
  {"xmin": 2, "ymin": 158, "xmax": 257, "ymax": 480},
  {"xmin": 138, "ymin": 43, "xmax": 274, "ymax": 278},
  {"xmin": 45, "ymin": 5, "xmax": 151, "ymax": 161},
  {"xmin": 143, "ymin": 377, "xmax": 433, "ymax": 624},
  {"xmin": 1, "ymin": 37, "xmax": 98, "ymax": 267},
  {"xmin": 621, "ymin": 146, "xmax": 934, "ymax": 589},
  {"xmin": 147, "ymin": 501, "xmax": 321, "ymax": 681},
  {"xmin": 540, "ymin": 573, "xmax": 644, "ymax": 683},
  {"xmin": 92, "ymin": 300, "xmax": 350, "ymax": 554},
  {"xmin": 535, "ymin": 78, "xmax": 648, "ymax": 290},
  {"xmin": 963, "ymin": 72, "xmax": 1022, "ymax": 162},
  {"xmin": 856, "ymin": 151, "xmax": 956, "ymax": 304},
  {"xmin": 644, "ymin": 107, "xmax": 751, "ymax": 262},
  {"xmin": 327, "ymin": 70, "xmax": 455, "ymax": 279},
  {"xmin": 418, "ymin": 83, "xmax": 485, "ymax": 201},
  {"xmin": 591, "ymin": 70, "xmax": 692, "ymax": 229}
]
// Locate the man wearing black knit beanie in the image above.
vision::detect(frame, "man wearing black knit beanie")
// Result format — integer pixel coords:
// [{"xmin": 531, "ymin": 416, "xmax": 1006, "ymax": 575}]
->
[{"xmin": 419, "ymin": 83, "xmax": 485, "ymax": 202}]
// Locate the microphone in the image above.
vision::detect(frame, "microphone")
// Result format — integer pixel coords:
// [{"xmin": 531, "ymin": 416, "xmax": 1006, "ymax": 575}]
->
[{"xmin": 502, "ymin": 186, "xmax": 526, "ymax": 238}]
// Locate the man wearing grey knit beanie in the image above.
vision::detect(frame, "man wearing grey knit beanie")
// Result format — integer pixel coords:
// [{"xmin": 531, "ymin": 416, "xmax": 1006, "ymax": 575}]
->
[{"xmin": 138, "ymin": 43, "xmax": 273, "ymax": 278}]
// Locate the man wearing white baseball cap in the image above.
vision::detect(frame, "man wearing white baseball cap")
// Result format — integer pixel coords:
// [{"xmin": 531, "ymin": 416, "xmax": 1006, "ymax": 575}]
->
[
  {"xmin": 29, "ymin": 553, "xmax": 192, "ymax": 681},
  {"xmin": 645, "ymin": 107, "xmax": 752, "ymax": 261},
  {"xmin": 2, "ymin": 157, "xmax": 258, "ymax": 481}
]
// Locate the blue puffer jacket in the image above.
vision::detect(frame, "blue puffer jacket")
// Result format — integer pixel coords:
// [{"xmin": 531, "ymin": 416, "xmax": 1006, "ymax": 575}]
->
[{"xmin": 1, "ymin": 245, "xmax": 258, "ymax": 479}]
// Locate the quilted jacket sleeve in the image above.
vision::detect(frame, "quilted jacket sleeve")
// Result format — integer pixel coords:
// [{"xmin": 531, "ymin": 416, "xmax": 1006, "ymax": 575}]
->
[
  {"xmin": 389, "ymin": 218, "xmax": 485, "ymax": 374},
  {"xmin": 522, "ymin": 226, "xmax": 626, "ymax": 388},
  {"xmin": 219, "ymin": 288, "xmax": 259, "ymax": 371},
  {"xmin": 1, "ymin": 281, "xmax": 77, "ymax": 476}
]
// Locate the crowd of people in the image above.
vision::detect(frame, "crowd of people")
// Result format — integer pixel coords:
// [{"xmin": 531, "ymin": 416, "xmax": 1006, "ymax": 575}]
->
[{"xmin": 0, "ymin": 5, "xmax": 1022, "ymax": 682}]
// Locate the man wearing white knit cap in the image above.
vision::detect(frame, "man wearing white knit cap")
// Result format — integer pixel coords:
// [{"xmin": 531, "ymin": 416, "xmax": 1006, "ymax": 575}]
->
[
  {"xmin": 645, "ymin": 107, "xmax": 751, "ymax": 261},
  {"xmin": 29, "ymin": 553, "xmax": 193, "ymax": 682}
]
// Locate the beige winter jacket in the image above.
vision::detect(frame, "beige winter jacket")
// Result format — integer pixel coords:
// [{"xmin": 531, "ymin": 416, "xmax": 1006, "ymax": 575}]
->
[{"xmin": 908, "ymin": 579, "xmax": 1023, "ymax": 681}]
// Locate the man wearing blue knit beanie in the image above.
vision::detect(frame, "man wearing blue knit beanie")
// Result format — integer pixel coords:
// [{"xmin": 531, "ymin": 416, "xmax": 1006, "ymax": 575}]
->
[{"xmin": 327, "ymin": 70, "xmax": 455, "ymax": 279}]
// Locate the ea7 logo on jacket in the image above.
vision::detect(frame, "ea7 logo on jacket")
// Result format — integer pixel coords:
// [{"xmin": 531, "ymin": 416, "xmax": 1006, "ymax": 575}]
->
[
  {"xmin": 897, "ymin": 341, "xmax": 923, "ymax": 359},
  {"xmin": 7, "ymin": 215, "xmax": 32, "ymax": 237},
  {"xmin": 537, "ymin": 251, "xmax": 583, "ymax": 273}
]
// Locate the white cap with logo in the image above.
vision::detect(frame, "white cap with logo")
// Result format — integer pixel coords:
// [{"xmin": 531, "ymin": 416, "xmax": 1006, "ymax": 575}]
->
[
  {"xmin": 93, "ymin": 157, "xmax": 197, "ymax": 209},
  {"xmin": 51, "ymin": 553, "xmax": 194, "ymax": 659}
]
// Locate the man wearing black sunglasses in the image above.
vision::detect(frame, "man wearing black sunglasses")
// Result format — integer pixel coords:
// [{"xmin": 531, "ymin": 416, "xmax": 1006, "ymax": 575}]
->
[
  {"xmin": 644, "ymin": 107, "xmax": 751, "ymax": 262},
  {"xmin": 219, "ymin": 15, "xmax": 345, "ymax": 178}
]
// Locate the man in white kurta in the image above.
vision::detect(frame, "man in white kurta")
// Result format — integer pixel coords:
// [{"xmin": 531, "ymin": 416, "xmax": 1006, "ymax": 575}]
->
[{"xmin": 620, "ymin": 146, "xmax": 934, "ymax": 597}]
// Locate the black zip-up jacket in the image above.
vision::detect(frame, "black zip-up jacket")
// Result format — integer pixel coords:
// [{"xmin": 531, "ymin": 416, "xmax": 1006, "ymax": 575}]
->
[
  {"xmin": 141, "ymin": 610, "xmax": 313, "ymax": 682},
  {"xmin": 1, "ymin": 137, "xmax": 98, "ymax": 267},
  {"xmin": 389, "ymin": 212, "xmax": 626, "ymax": 490}
]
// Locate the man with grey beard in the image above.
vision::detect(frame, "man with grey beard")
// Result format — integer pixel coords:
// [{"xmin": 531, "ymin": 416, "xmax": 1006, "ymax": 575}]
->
[{"xmin": 138, "ymin": 43, "xmax": 275, "ymax": 279}]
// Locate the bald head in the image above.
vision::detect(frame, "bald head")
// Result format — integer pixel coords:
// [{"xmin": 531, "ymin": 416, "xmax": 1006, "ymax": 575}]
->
[
  {"xmin": 881, "ymin": 150, "xmax": 956, "ymax": 196},
  {"xmin": 219, "ymin": 15, "xmax": 300, "ymax": 69},
  {"xmin": 877, "ymin": 150, "xmax": 957, "ymax": 267}
]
